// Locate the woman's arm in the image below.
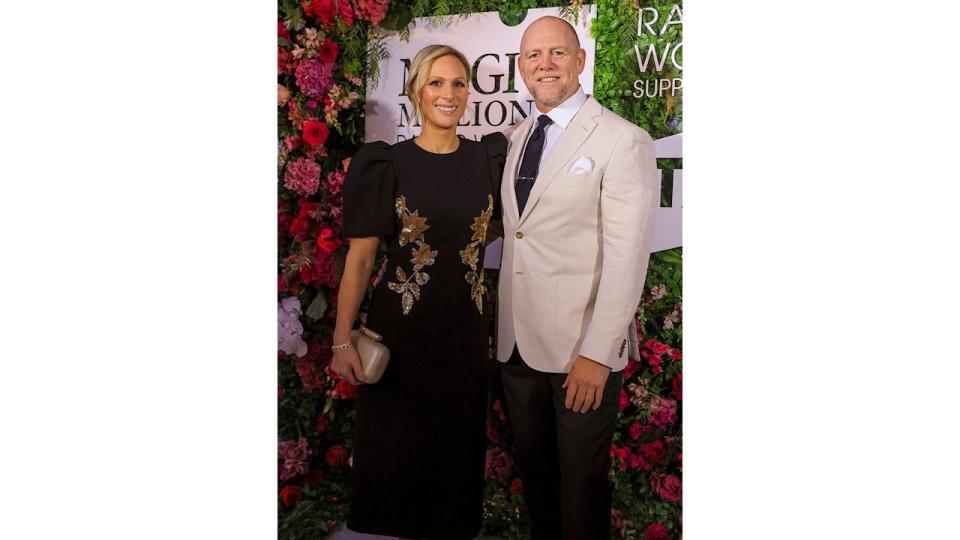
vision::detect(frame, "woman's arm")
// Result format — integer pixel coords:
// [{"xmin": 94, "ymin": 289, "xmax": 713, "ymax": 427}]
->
[{"xmin": 330, "ymin": 236, "xmax": 380, "ymax": 385}]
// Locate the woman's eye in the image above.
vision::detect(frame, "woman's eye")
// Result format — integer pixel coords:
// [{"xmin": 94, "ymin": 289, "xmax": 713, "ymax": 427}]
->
[
  {"xmin": 430, "ymin": 80, "xmax": 442, "ymax": 86},
  {"xmin": 455, "ymin": 81, "xmax": 466, "ymax": 88}
]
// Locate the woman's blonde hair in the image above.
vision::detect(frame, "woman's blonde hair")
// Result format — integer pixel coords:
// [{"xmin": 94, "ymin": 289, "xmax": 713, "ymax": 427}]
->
[{"xmin": 404, "ymin": 44, "xmax": 472, "ymax": 121}]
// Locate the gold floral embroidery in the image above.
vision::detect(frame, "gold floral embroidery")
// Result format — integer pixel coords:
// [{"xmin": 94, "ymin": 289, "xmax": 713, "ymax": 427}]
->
[
  {"xmin": 460, "ymin": 194, "xmax": 494, "ymax": 314},
  {"xmin": 387, "ymin": 196, "xmax": 437, "ymax": 315}
]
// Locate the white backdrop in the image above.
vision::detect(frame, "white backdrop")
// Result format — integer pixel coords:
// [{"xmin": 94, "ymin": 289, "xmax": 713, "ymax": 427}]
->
[{"xmin": 364, "ymin": 6, "xmax": 597, "ymax": 144}]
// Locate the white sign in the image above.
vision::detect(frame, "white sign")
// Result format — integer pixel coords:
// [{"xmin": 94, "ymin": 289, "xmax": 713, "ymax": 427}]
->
[{"xmin": 364, "ymin": 6, "xmax": 597, "ymax": 143}]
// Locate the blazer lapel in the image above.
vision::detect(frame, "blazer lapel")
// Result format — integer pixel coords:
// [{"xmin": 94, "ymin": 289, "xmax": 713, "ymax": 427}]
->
[
  {"xmin": 519, "ymin": 97, "xmax": 601, "ymax": 224},
  {"xmin": 503, "ymin": 117, "xmax": 533, "ymax": 221}
]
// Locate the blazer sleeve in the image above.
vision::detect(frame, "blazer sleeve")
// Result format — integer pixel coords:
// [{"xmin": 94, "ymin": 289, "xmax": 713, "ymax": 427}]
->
[
  {"xmin": 341, "ymin": 141, "xmax": 396, "ymax": 239},
  {"xmin": 578, "ymin": 125, "xmax": 660, "ymax": 368},
  {"xmin": 481, "ymin": 132, "xmax": 508, "ymax": 220}
]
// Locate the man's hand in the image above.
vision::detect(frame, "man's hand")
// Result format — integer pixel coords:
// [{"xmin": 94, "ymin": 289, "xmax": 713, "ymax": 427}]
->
[{"xmin": 562, "ymin": 355, "xmax": 611, "ymax": 413}]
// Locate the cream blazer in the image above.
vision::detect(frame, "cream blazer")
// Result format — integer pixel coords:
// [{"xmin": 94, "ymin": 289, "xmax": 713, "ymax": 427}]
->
[{"xmin": 496, "ymin": 96, "xmax": 660, "ymax": 373}]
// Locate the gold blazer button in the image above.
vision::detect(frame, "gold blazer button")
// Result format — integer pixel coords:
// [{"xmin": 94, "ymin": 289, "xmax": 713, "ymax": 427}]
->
[{"xmin": 515, "ymin": 231, "xmax": 524, "ymax": 239}]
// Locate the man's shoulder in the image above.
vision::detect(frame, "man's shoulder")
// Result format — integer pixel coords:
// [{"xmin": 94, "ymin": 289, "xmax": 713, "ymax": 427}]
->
[{"xmin": 590, "ymin": 98, "xmax": 653, "ymax": 144}]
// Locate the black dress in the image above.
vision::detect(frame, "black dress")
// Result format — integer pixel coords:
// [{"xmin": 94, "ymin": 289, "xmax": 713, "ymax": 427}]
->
[{"xmin": 341, "ymin": 133, "xmax": 507, "ymax": 540}]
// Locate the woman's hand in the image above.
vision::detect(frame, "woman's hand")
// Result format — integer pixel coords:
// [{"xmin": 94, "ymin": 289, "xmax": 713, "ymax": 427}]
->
[{"xmin": 331, "ymin": 346, "xmax": 367, "ymax": 386}]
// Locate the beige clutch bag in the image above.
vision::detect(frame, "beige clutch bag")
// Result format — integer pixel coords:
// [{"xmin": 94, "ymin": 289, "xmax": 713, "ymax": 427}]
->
[{"xmin": 351, "ymin": 327, "xmax": 390, "ymax": 384}]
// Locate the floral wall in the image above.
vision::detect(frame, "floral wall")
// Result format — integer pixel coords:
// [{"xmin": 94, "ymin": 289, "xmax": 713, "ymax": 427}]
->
[{"xmin": 278, "ymin": 1, "xmax": 682, "ymax": 538}]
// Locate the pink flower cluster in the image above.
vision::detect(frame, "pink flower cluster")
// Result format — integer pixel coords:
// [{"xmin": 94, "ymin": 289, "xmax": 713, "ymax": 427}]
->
[
  {"xmin": 354, "ymin": 0, "xmax": 390, "ymax": 25},
  {"xmin": 278, "ymin": 437, "xmax": 309, "ymax": 481},
  {"xmin": 324, "ymin": 84, "xmax": 361, "ymax": 125},
  {"xmin": 295, "ymin": 58, "xmax": 335, "ymax": 97},
  {"xmin": 484, "ymin": 448, "xmax": 514, "ymax": 482},
  {"xmin": 294, "ymin": 337, "xmax": 333, "ymax": 392},
  {"xmin": 649, "ymin": 396, "xmax": 678, "ymax": 428},
  {"xmin": 283, "ymin": 157, "xmax": 321, "ymax": 196}
]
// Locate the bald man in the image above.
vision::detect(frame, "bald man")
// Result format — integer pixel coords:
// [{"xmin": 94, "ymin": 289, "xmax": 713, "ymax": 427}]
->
[{"xmin": 496, "ymin": 16, "xmax": 660, "ymax": 539}]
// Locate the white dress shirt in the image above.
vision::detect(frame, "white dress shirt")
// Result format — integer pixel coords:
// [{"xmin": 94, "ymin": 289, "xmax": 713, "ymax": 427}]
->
[{"xmin": 530, "ymin": 86, "xmax": 589, "ymax": 175}]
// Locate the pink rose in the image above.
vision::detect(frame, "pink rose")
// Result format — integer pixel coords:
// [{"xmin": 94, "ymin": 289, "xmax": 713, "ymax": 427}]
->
[
  {"xmin": 326, "ymin": 445, "xmax": 347, "ymax": 467},
  {"xmin": 643, "ymin": 522, "xmax": 671, "ymax": 540},
  {"xmin": 651, "ymin": 472, "xmax": 682, "ymax": 502},
  {"xmin": 354, "ymin": 0, "xmax": 389, "ymax": 25}
]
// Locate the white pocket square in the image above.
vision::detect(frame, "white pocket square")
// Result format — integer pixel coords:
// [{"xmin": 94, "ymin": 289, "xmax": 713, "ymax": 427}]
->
[{"xmin": 568, "ymin": 156, "xmax": 594, "ymax": 175}]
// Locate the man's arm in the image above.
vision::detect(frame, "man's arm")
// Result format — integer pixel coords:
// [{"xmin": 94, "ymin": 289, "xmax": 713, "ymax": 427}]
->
[
  {"xmin": 579, "ymin": 125, "xmax": 660, "ymax": 368},
  {"xmin": 563, "ymin": 124, "xmax": 660, "ymax": 412}
]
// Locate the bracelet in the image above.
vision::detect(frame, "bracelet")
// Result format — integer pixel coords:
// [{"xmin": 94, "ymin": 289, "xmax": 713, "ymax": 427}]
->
[{"xmin": 331, "ymin": 341, "xmax": 353, "ymax": 352}]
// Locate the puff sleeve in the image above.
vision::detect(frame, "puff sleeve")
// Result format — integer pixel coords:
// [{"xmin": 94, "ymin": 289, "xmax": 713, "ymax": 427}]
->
[
  {"xmin": 480, "ymin": 132, "xmax": 508, "ymax": 220},
  {"xmin": 341, "ymin": 141, "xmax": 396, "ymax": 238}
]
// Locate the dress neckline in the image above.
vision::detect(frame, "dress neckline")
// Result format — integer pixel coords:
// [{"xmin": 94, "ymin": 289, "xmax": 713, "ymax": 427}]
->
[{"xmin": 411, "ymin": 136, "xmax": 464, "ymax": 156}]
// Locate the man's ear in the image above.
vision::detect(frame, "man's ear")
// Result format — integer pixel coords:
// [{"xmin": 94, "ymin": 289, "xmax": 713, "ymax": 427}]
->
[{"xmin": 577, "ymin": 48, "xmax": 586, "ymax": 74}]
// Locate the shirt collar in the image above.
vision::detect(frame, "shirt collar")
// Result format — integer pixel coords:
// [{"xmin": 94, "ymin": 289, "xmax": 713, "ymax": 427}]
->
[{"xmin": 533, "ymin": 86, "xmax": 588, "ymax": 130}]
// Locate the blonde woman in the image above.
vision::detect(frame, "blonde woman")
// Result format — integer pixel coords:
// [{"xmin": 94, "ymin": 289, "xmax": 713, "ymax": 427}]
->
[{"xmin": 332, "ymin": 44, "xmax": 506, "ymax": 539}]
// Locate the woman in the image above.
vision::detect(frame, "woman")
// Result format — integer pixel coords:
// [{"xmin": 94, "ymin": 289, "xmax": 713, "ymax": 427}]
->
[{"xmin": 332, "ymin": 44, "xmax": 506, "ymax": 539}]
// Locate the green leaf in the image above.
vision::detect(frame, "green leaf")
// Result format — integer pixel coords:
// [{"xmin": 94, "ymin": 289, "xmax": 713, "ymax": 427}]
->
[{"xmin": 304, "ymin": 290, "xmax": 328, "ymax": 320}]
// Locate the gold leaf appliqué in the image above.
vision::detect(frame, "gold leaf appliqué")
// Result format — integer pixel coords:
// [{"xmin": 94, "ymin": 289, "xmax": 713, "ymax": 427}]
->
[
  {"xmin": 460, "ymin": 194, "xmax": 494, "ymax": 314},
  {"xmin": 387, "ymin": 196, "xmax": 436, "ymax": 315}
]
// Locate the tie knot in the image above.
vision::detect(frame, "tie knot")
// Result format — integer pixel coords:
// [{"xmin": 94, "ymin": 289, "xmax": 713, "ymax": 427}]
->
[{"xmin": 536, "ymin": 114, "xmax": 554, "ymax": 129}]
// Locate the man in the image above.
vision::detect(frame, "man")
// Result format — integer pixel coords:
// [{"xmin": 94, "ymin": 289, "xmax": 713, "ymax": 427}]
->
[{"xmin": 497, "ymin": 16, "xmax": 660, "ymax": 540}]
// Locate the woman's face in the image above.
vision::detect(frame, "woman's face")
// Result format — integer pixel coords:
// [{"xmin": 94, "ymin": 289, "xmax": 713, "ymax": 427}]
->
[{"xmin": 418, "ymin": 55, "xmax": 469, "ymax": 130}]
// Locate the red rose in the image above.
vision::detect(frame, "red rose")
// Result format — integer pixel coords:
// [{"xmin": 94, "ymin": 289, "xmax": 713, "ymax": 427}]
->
[
  {"xmin": 668, "ymin": 348, "xmax": 682, "ymax": 361},
  {"xmin": 672, "ymin": 373, "xmax": 682, "ymax": 400},
  {"xmin": 619, "ymin": 389, "xmax": 630, "ymax": 411},
  {"xmin": 335, "ymin": 378, "xmax": 358, "ymax": 399},
  {"xmin": 651, "ymin": 472, "xmax": 682, "ymax": 502},
  {"xmin": 278, "ymin": 20, "xmax": 290, "ymax": 40},
  {"xmin": 639, "ymin": 440, "xmax": 666, "ymax": 465},
  {"xmin": 326, "ymin": 445, "xmax": 347, "ymax": 467},
  {"xmin": 318, "ymin": 38, "xmax": 339, "ymax": 63},
  {"xmin": 643, "ymin": 522, "xmax": 670, "ymax": 540},
  {"xmin": 624, "ymin": 358, "xmax": 640, "ymax": 379},
  {"xmin": 651, "ymin": 341, "xmax": 670, "ymax": 355},
  {"xmin": 302, "ymin": 120, "xmax": 329, "ymax": 147},
  {"xmin": 510, "ymin": 478, "xmax": 523, "ymax": 495},
  {"xmin": 315, "ymin": 414, "xmax": 330, "ymax": 433},
  {"xmin": 486, "ymin": 419, "xmax": 499, "ymax": 444},
  {"xmin": 647, "ymin": 353, "xmax": 663, "ymax": 374},
  {"xmin": 306, "ymin": 468, "xmax": 325, "ymax": 487},
  {"xmin": 316, "ymin": 227, "xmax": 341, "ymax": 253},
  {"xmin": 279, "ymin": 485, "xmax": 303, "ymax": 506},
  {"xmin": 492, "ymin": 399, "xmax": 506, "ymax": 421}
]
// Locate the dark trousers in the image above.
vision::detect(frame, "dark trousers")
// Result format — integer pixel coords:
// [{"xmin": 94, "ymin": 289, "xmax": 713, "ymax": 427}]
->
[{"xmin": 500, "ymin": 346, "xmax": 623, "ymax": 540}]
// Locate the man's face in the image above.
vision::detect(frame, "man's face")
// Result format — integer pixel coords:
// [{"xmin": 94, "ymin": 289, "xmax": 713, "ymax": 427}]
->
[{"xmin": 518, "ymin": 18, "xmax": 586, "ymax": 112}]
